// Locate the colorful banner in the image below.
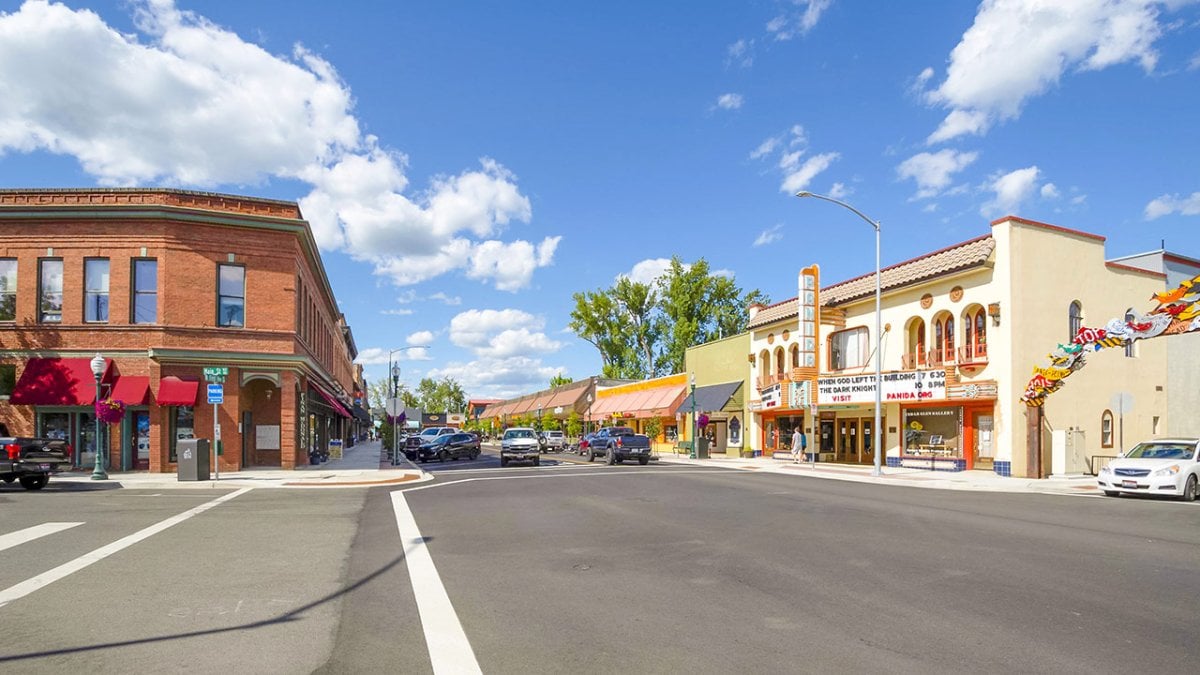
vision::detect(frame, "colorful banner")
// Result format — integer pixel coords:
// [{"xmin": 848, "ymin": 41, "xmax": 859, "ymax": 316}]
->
[{"xmin": 1022, "ymin": 273, "xmax": 1200, "ymax": 405}]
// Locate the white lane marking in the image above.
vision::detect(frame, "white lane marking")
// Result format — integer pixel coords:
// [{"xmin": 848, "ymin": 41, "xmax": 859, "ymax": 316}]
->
[
  {"xmin": 391, "ymin": 491, "xmax": 482, "ymax": 675},
  {"xmin": 0, "ymin": 488, "xmax": 251, "ymax": 609},
  {"xmin": 0, "ymin": 522, "xmax": 84, "ymax": 553}
]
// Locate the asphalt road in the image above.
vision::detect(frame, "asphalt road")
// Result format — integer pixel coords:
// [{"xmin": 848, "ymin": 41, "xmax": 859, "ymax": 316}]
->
[{"xmin": 2, "ymin": 457, "xmax": 1198, "ymax": 673}]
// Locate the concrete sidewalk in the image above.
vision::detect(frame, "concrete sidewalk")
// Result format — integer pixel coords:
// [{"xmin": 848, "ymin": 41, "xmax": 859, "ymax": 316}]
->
[
  {"xmin": 655, "ymin": 453, "xmax": 1102, "ymax": 496},
  {"xmin": 51, "ymin": 440, "xmax": 1101, "ymax": 496},
  {"xmin": 53, "ymin": 439, "xmax": 431, "ymax": 490}
]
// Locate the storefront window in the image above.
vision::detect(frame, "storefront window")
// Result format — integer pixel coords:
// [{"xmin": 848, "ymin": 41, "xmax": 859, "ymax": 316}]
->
[
  {"xmin": 170, "ymin": 406, "xmax": 195, "ymax": 463},
  {"xmin": 903, "ymin": 407, "xmax": 962, "ymax": 457},
  {"xmin": 39, "ymin": 412, "xmax": 70, "ymax": 441}
]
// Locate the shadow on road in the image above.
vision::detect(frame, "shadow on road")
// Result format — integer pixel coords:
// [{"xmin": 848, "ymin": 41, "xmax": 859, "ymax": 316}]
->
[{"xmin": 0, "ymin": 549, "xmax": 417, "ymax": 664}]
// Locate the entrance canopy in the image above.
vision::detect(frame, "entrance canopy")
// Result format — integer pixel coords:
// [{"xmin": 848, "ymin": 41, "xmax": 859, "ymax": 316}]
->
[
  {"xmin": 157, "ymin": 377, "xmax": 200, "ymax": 406},
  {"xmin": 692, "ymin": 381, "xmax": 743, "ymax": 413},
  {"xmin": 10, "ymin": 357, "xmax": 115, "ymax": 405},
  {"xmin": 109, "ymin": 375, "xmax": 150, "ymax": 406},
  {"xmin": 592, "ymin": 381, "xmax": 688, "ymax": 420},
  {"xmin": 311, "ymin": 385, "xmax": 350, "ymax": 417}
]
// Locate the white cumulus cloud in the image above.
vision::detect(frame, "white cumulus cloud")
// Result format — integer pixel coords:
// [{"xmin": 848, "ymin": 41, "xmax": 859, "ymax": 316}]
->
[
  {"xmin": 780, "ymin": 151, "xmax": 839, "ymax": 194},
  {"xmin": 716, "ymin": 93, "xmax": 744, "ymax": 110},
  {"xmin": 896, "ymin": 149, "xmax": 979, "ymax": 198},
  {"xmin": 1145, "ymin": 192, "xmax": 1200, "ymax": 219},
  {"xmin": 981, "ymin": 166, "xmax": 1042, "ymax": 216},
  {"xmin": 922, "ymin": 0, "xmax": 1179, "ymax": 143},
  {"xmin": 620, "ymin": 258, "xmax": 683, "ymax": 286},
  {"xmin": 0, "ymin": 0, "xmax": 556, "ymax": 291},
  {"xmin": 767, "ymin": 0, "xmax": 833, "ymax": 40},
  {"xmin": 407, "ymin": 330, "xmax": 435, "ymax": 347},
  {"xmin": 754, "ymin": 224, "xmax": 784, "ymax": 247}
]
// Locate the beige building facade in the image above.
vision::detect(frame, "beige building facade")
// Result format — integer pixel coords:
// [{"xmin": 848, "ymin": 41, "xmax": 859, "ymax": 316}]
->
[{"xmin": 745, "ymin": 216, "xmax": 1169, "ymax": 479}]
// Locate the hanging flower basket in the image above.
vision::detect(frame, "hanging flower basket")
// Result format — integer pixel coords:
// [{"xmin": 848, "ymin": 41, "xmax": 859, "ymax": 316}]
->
[
  {"xmin": 95, "ymin": 398, "xmax": 126, "ymax": 425},
  {"xmin": 697, "ymin": 413, "xmax": 710, "ymax": 428}
]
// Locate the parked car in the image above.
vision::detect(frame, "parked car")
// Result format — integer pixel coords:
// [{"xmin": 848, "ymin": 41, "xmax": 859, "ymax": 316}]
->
[
  {"xmin": 542, "ymin": 430, "xmax": 566, "ymax": 452},
  {"xmin": 1, "ymin": 422, "xmax": 72, "ymax": 490},
  {"xmin": 577, "ymin": 432, "xmax": 600, "ymax": 456},
  {"xmin": 500, "ymin": 427, "xmax": 541, "ymax": 467},
  {"xmin": 417, "ymin": 432, "xmax": 481, "ymax": 463},
  {"xmin": 1097, "ymin": 438, "xmax": 1200, "ymax": 500},
  {"xmin": 586, "ymin": 426, "xmax": 652, "ymax": 465},
  {"xmin": 403, "ymin": 426, "xmax": 456, "ymax": 460}
]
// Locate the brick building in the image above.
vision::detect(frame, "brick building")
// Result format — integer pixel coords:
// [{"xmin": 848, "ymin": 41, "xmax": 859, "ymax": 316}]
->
[{"xmin": 0, "ymin": 188, "xmax": 359, "ymax": 473}]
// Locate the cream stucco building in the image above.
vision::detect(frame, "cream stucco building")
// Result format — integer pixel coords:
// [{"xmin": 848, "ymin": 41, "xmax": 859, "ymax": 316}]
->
[{"xmin": 744, "ymin": 216, "xmax": 1169, "ymax": 479}]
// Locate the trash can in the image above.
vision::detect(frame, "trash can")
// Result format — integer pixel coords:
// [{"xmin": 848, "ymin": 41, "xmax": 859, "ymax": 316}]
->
[
  {"xmin": 177, "ymin": 438, "xmax": 210, "ymax": 481},
  {"xmin": 695, "ymin": 437, "xmax": 710, "ymax": 459}
]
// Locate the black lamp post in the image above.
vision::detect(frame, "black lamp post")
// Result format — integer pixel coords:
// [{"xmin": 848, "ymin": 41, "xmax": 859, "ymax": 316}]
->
[
  {"xmin": 689, "ymin": 373, "xmax": 697, "ymax": 460},
  {"xmin": 90, "ymin": 353, "xmax": 108, "ymax": 480},
  {"xmin": 391, "ymin": 362, "xmax": 400, "ymax": 461}
]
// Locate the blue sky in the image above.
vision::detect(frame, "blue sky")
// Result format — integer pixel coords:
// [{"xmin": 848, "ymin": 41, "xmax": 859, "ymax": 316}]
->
[{"xmin": 2, "ymin": 0, "xmax": 1199, "ymax": 398}]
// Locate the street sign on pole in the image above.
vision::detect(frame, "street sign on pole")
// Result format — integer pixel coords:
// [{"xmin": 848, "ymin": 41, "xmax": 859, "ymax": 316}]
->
[
  {"xmin": 203, "ymin": 367, "xmax": 229, "ymax": 382},
  {"xmin": 207, "ymin": 384, "xmax": 224, "ymax": 404},
  {"xmin": 387, "ymin": 397, "xmax": 403, "ymax": 417}
]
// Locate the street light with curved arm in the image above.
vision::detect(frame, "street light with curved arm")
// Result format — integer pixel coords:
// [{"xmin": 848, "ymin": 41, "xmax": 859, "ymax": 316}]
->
[
  {"xmin": 796, "ymin": 191, "xmax": 883, "ymax": 477},
  {"xmin": 387, "ymin": 346, "xmax": 428, "ymax": 462}
]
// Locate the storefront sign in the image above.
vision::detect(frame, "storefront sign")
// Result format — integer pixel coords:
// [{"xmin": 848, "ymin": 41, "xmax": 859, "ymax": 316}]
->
[
  {"xmin": 817, "ymin": 369, "xmax": 946, "ymax": 404},
  {"xmin": 761, "ymin": 383, "xmax": 781, "ymax": 408},
  {"xmin": 789, "ymin": 381, "xmax": 810, "ymax": 407}
]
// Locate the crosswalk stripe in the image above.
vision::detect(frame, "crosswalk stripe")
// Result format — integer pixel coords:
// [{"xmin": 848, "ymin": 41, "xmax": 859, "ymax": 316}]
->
[
  {"xmin": 391, "ymin": 491, "xmax": 482, "ymax": 675},
  {"xmin": 0, "ymin": 523, "xmax": 84, "ymax": 553},
  {"xmin": 0, "ymin": 488, "xmax": 250, "ymax": 610}
]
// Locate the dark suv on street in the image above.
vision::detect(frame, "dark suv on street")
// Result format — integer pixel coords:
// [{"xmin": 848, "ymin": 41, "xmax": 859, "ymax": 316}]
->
[{"xmin": 416, "ymin": 432, "xmax": 481, "ymax": 462}]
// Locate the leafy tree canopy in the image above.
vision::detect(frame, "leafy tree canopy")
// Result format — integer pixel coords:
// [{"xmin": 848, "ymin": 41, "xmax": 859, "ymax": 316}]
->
[{"xmin": 570, "ymin": 256, "xmax": 769, "ymax": 379}]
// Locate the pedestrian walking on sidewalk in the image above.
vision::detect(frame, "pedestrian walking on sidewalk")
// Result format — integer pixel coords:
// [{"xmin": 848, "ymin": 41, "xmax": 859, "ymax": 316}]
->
[{"xmin": 791, "ymin": 427, "xmax": 807, "ymax": 464}]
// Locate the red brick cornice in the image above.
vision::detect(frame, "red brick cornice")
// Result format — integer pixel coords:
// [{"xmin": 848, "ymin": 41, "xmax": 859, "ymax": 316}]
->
[{"xmin": 0, "ymin": 188, "xmax": 300, "ymax": 220}]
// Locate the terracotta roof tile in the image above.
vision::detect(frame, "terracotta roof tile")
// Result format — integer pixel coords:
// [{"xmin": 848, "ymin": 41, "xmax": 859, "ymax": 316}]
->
[{"xmin": 748, "ymin": 235, "xmax": 995, "ymax": 329}]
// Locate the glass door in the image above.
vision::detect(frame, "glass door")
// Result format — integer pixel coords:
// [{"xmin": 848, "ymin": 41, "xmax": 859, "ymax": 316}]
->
[
  {"xmin": 861, "ymin": 419, "xmax": 874, "ymax": 465},
  {"xmin": 133, "ymin": 411, "xmax": 150, "ymax": 470},
  {"xmin": 837, "ymin": 419, "xmax": 859, "ymax": 463},
  {"xmin": 973, "ymin": 413, "xmax": 994, "ymax": 469}
]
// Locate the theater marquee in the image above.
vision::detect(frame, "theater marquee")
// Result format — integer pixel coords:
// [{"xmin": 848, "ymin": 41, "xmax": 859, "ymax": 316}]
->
[{"xmin": 817, "ymin": 369, "xmax": 946, "ymax": 404}]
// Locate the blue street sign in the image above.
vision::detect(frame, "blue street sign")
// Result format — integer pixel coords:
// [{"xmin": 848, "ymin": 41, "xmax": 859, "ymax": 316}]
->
[{"xmin": 207, "ymin": 383, "xmax": 224, "ymax": 404}]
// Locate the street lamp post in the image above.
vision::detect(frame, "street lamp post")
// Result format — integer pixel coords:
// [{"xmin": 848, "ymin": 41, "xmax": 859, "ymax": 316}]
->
[
  {"xmin": 796, "ymin": 191, "xmax": 883, "ymax": 477},
  {"xmin": 689, "ymin": 373, "xmax": 697, "ymax": 460},
  {"xmin": 90, "ymin": 353, "xmax": 107, "ymax": 480},
  {"xmin": 586, "ymin": 393, "xmax": 593, "ymax": 434},
  {"xmin": 391, "ymin": 362, "xmax": 400, "ymax": 462}
]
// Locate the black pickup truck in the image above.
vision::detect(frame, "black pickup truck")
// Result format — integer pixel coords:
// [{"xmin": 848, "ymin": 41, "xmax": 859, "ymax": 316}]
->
[
  {"xmin": 585, "ymin": 426, "xmax": 653, "ymax": 465},
  {"xmin": 0, "ymin": 423, "xmax": 73, "ymax": 490}
]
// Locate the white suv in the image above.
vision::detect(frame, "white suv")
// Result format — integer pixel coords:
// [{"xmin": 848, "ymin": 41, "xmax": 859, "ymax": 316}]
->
[
  {"xmin": 543, "ymin": 430, "xmax": 566, "ymax": 452},
  {"xmin": 500, "ymin": 427, "xmax": 541, "ymax": 467}
]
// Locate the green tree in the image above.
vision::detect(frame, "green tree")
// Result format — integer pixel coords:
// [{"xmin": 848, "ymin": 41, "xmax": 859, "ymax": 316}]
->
[
  {"xmin": 367, "ymin": 378, "xmax": 417, "ymax": 416},
  {"xmin": 415, "ymin": 376, "xmax": 467, "ymax": 413},
  {"xmin": 565, "ymin": 410, "xmax": 582, "ymax": 438},
  {"xmin": 549, "ymin": 372, "xmax": 572, "ymax": 388},
  {"xmin": 613, "ymin": 276, "xmax": 660, "ymax": 375},
  {"xmin": 571, "ymin": 257, "xmax": 768, "ymax": 378},
  {"xmin": 654, "ymin": 257, "xmax": 769, "ymax": 375},
  {"xmin": 643, "ymin": 416, "xmax": 663, "ymax": 443},
  {"xmin": 569, "ymin": 289, "xmax": 641, "ymax": 378}
]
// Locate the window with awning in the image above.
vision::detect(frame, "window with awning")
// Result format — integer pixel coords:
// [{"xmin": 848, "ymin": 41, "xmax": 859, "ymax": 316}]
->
[{"xmin": 10, "ymin": 357, "xmax": 114, "ymax": 405}]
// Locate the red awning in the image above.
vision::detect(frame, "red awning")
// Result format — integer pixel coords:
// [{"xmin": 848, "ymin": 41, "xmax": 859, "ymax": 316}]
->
[
  {"xmin": 312, "ymin": 386, "xmax": 350, "ymax": 417},
  {"xmin": 157, "ymin": 377, "xmax": 200, "ymax": 406},
  {"xmin": 10, "ymin": 357, "xmax": 114, "ymax": 405},
  {"xmin": 109, "ymin": 376, "xmax": 150, "ymax": 406}
]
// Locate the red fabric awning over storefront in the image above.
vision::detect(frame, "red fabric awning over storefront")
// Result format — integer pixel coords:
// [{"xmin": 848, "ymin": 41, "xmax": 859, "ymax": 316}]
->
[
  {"xmin": 312, "ymin": 386, "xmax": 350, "ymax": 417},
  {"xmin": 9, "ymin": 357, "xmax": 114, "ymax": 405},
  {"xmin": 109, "ymin": 375, "xmax": 150, "ymax": 406},
  {"xmin": 157, "ymin": 377, "xmax": 200, "ymax": 406}
]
